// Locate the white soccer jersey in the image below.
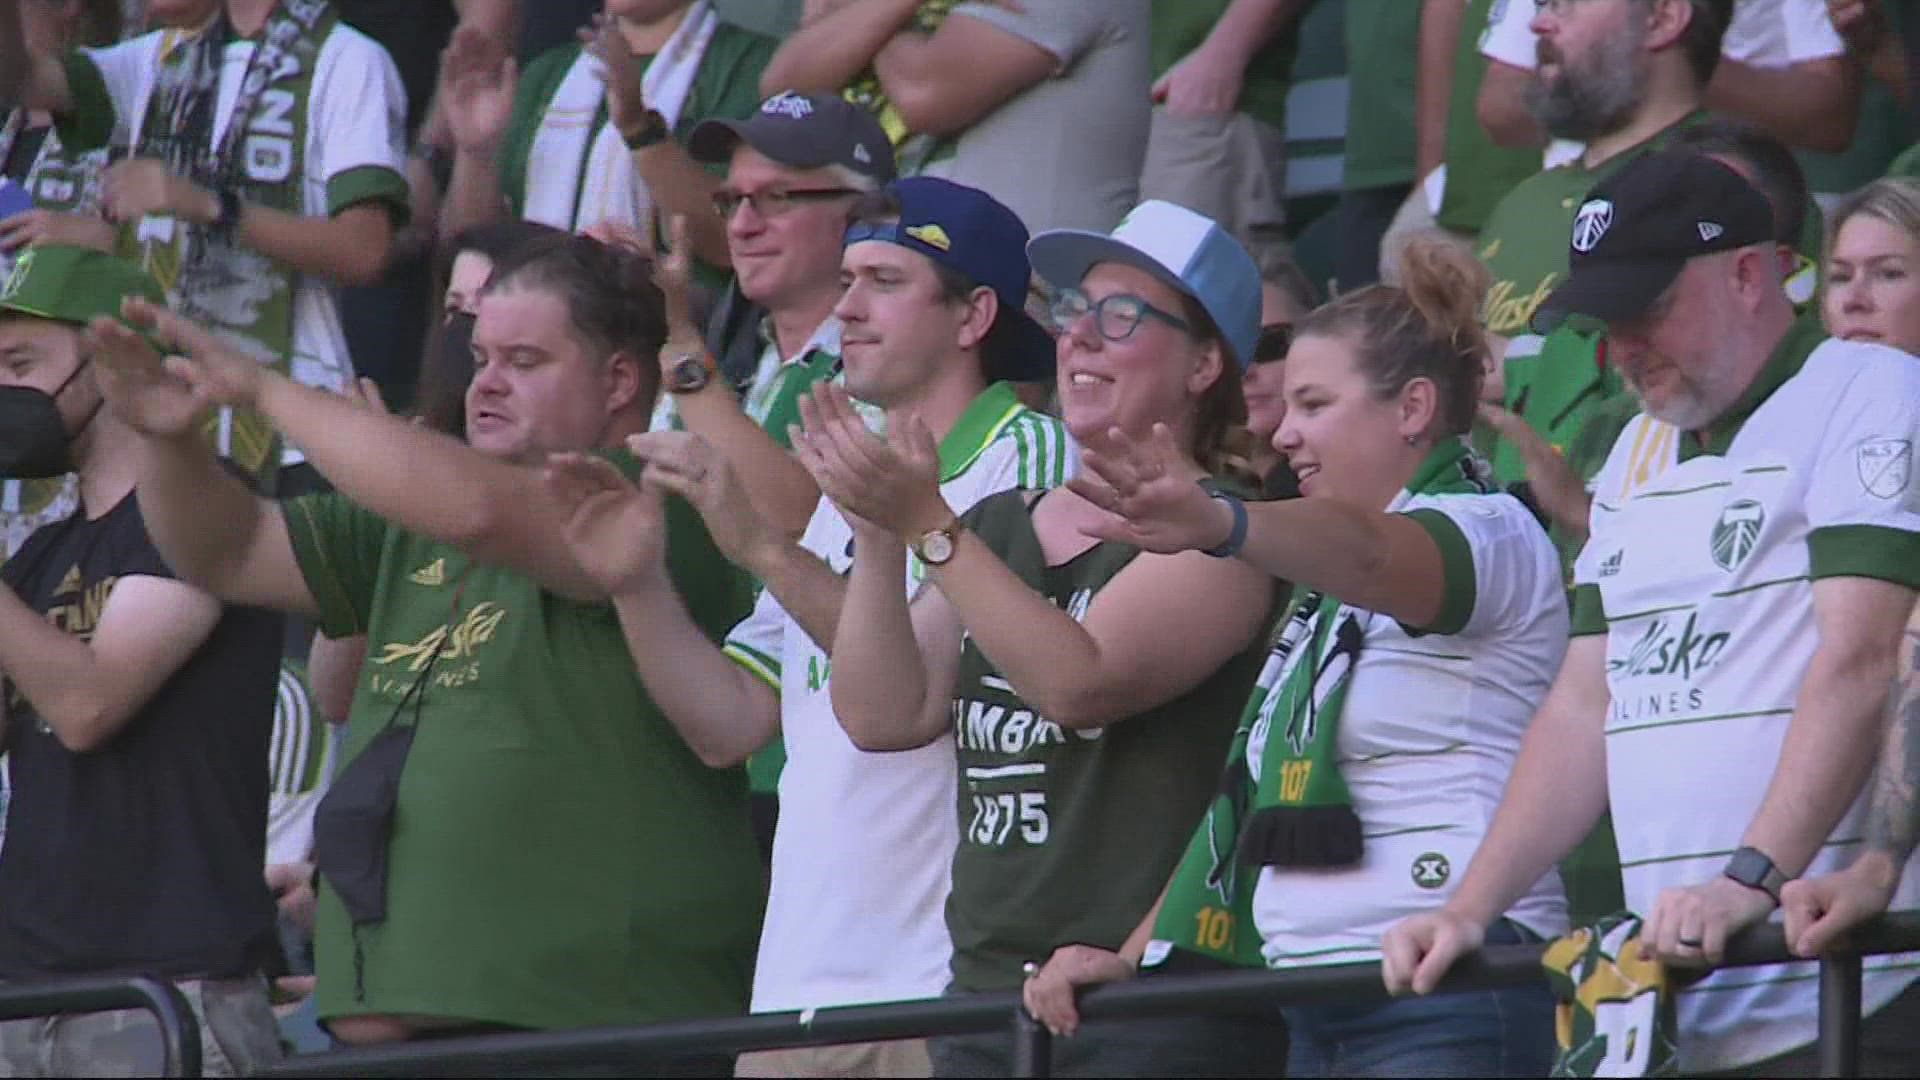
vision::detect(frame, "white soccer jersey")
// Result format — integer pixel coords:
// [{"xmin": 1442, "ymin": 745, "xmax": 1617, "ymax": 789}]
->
[
  {"xmin": 1574, "ymin": 334, "xmax": 1920, "ymax": 1072},
  {"xmin": 1481, "ymin": 0, "xmax": 1844, "ymax": 70},
  {"xmin": 1251, "ymin": 488, "xmax": 1571, "ymax": 970},
  {"xmin": 721, "ymin": 384, "xmax": 1076, "ymax": 1012},
  {"xmin": 80, "ymin": 24, "xmax": 408, "ymax": 398}
]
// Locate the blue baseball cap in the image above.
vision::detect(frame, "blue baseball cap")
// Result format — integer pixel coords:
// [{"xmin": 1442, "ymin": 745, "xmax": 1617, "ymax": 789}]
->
[
  {"xmin": 842, "ymin": 176, "xmax": 1054, "ymax": 381},
  {"xmin": 1027, "ymin": 200, "xmax": 1262, "ymax": 368}
]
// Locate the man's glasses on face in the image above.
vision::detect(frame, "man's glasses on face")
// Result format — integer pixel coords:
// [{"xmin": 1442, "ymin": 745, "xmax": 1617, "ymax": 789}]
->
[
  {"xmin": 1253, "ymin": 322, "xmax": 1293, "ymax": 364},
  {"xmin": 710, "ymin": 187, "xmax": 861, "ymax": 219},
  {"xmin": 1048, "ymin": 287, "xmax": 1191, "ymax": 342}
]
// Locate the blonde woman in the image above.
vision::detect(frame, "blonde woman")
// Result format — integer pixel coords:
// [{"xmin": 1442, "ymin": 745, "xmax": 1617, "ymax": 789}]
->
[{"xmin": 1825, "ymin": 176, "xmax": 1920, "ymax": 353}]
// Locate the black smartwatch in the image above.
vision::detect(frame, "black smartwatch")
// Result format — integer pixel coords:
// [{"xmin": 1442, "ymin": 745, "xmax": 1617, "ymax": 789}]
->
[
  {"xmin": 208, "ymin": 185, "xmax": 244, "ymax": 241},
  {"xmin": 621, "ymin": 109, "xmax": 672, "ymax": 150},
  {"xmin": 1723, "ymin": 846, "xmax": 1787, "ymax": 904}
]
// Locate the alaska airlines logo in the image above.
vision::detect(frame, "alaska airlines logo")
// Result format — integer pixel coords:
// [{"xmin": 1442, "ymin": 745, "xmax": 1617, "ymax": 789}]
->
[
  {"xmin": 1480, "ymin": 275, "xmax": 1560, "ymax": 335},
  {"xmin": 1608, "ymin": 612, "xmax": 1730, "ymax": 680},
  {"xmin": 372, "ymin": 602, "xmax": 508, "ymax": 672}
]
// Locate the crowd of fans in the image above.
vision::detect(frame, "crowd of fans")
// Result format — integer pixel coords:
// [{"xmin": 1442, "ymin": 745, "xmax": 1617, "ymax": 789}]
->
[{"xmin": 0, "ymin": 0, "xmax": 1918, "ymax": 1078}]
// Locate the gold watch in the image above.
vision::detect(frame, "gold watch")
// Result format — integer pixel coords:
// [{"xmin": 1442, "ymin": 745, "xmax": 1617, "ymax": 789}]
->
[{"xmin": 912, "ymin": 516, "xmax": 964, "ymax": 567}]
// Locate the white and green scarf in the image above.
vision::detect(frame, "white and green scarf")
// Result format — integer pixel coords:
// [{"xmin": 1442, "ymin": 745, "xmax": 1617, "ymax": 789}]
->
[
  {"xmin": 131, "ymin": 0, "xmax": 334, "ymax": 481},
  {"xmin": 523, "ymin": 1, "xmax": 717, "ymax": 232},
  {"xmin": 1240, "ymin": 440, "xmax": 1491, "ymax": 868}
]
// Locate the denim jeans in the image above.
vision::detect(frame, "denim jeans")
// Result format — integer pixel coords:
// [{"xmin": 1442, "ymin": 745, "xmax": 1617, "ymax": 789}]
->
[{"xmin": 1281, "ymin": 919, "xmax": 1556, "ymax": 1078}]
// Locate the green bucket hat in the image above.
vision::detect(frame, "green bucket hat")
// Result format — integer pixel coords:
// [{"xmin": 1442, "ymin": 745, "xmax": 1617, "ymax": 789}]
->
[{"xmin": 0, "ymin": 245, "xmax": 166, "ymax": 327}]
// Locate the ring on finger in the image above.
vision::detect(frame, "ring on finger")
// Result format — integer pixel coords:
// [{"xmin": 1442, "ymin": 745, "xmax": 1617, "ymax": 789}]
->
[{"xmin": 1676, "ymin": 934, "xmax": 1704, "ymax": 948}]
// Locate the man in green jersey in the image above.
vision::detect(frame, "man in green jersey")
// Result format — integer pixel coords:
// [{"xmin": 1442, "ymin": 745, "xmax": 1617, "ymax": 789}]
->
[
  {"xmin": 84, "ymin": 232, "xmax": 762, "ymax": 1058},
  {"xmin": 1478, "ymin": 0, "xmax": 1734, "ymax": 487}
]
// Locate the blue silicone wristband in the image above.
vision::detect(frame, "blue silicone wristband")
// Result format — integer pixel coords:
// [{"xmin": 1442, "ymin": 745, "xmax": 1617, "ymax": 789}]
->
[{"xmin": 1200, "ymin": 484, "xmax": 1248, "ymax": 558}]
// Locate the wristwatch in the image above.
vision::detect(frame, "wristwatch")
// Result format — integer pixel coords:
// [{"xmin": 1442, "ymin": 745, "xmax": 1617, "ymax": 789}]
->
[
  {"xmin": 663, "ymin": 348, "xmax": 717, "ymax": 395},
  {"xmin": 1723, "ymin": 846, "xmax": 1788, "ymax": 904},
  {"xmin": 621, "ymin": 109, "xmax": 672, "ymax": 150},
  {"xmin": 912, "ymin": 517, "xmax": 964, "ymax": 567}
]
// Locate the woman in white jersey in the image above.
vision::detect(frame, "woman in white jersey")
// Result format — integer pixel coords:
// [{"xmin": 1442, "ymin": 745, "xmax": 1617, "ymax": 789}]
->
[
  {"xmin": 797, "ymin": 201, "xmax": 1286, "ymax": 1077},
  {"xmin": 1027, "ymin": 236, "xmax": 1571, "ymax": 1077},
  {"xmin": 1824, "ymin": 176, "xmax": 1920, "ymax": 354}
]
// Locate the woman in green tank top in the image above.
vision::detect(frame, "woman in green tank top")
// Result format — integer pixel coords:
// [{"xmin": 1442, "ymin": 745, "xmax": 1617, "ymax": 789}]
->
[{"xmin": 793, "ymin": 201, "xmax": 1285, "ymax": 1077}]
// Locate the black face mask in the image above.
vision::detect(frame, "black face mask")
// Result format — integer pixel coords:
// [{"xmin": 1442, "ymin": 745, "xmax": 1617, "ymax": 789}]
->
[
  {"xmin": 0, "ymin": 360, "xmax": 97, "ymax": 479},
  {"xmin": 439, "ymin": 310, "xmax": 477, "ymax": 381}
]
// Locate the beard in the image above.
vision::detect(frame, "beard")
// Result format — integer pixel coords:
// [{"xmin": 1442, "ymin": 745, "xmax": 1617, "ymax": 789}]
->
[{"xmin": 1525, "ymin": 27, "xmax": 1649, "ymax": 142}]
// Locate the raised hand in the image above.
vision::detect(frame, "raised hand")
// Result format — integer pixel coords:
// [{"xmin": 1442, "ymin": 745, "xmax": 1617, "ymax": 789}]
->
[
  {"xmin": 544, "ymin": 451, "xmax": 668, "ymax": 595},
  {"xmin": 100, "ymin": 159, "xmax": 212, "ymax": 224},
  {"xmin": 1380, "ymin": 909, "xmax": 1486, "ymax": 996},
  {"xmin": 116, "ymin": 296, "xmax": 268, "ymax": 409},
  {"xmin": 1021, "ymin": 945, "xmax": 1136, "ymax": 1038},
  {"xmin": 439, "ymin": 25, "xmax": 517, "ymax": 155},
  {"xmin": 83, "ymin": 314, "xmax": 213, "ymax": 440},
  {"xmin": 1069, "ymin": 424, "xmax": 1228, "ymax": 554},
  {"xmin": 627, "ymin": 430, "xmax": 773, "ymax": 569},
  {"xmin": 580, "ymin": 12, "xmax": 647, "ymax": 138},
  {"xmin": 793, "ymin": 382, "xmax": 947, "ymax": 538}
]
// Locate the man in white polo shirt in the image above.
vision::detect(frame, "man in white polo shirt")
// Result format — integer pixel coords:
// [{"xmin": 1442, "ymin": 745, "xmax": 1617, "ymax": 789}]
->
[
  {"xmin": 582, "ymin": 176, "xmax": 1073, "ymax": 1079},
  {"xmin": 1383, "ymin": 150, "xmax": 1920, "ymax": 1076}
]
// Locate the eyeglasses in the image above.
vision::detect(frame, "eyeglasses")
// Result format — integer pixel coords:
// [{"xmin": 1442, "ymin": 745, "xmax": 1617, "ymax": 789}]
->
[
  {"xmin": 1531, "ymin": 0, "xmax": 1606, "ymax": 14},
  {"xmin": 1253, "ymin": 322, "xmax": 1293, "ymax": 364},
  {"xmin": 1049, "ymin": 287, "xmax": 1191, "ymax": 342},
  {"xmin": 711, "ymin": 187, "xmax": 861, "ymax": 219}
]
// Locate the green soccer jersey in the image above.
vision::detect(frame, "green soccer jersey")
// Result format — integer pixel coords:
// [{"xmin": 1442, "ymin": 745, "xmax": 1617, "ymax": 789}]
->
[
  {"xmin": 285, "ymin": 453, "xmax": 763, "ymax": 1031},
  {"xmin": 1340, "ymin": 0, "xmax": 1421, "ymax": 191},
  {"xmin": 942, "ymin": 490, "xmax": 1273, "ymax": 993},
  {"xmin": 1435, "ymin": 0, "xmax": 1544, "ymax": 235}
]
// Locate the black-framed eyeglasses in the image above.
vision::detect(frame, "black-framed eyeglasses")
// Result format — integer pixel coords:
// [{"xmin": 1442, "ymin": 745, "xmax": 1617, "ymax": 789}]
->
[
  {"xmin": 1049, "ymin": 287, "xmax": 1191, "ymax": 342},
  {"xmin": 1253, "ymin": 322, "xmax": 1293, "ymax": 364},
  {"xmin": 711, "ymin": 187, "xmax": 861, "ymax": 219}
]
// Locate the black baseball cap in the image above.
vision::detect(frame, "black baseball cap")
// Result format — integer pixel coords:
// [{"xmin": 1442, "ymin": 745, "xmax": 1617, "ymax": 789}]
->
[
  {"xmin": 1531, "ymin": 150, "xmax": 1775, "ymax": 334},
  {"xmin": 688, "ymin": 91, "xmax": 896, "ymax": 183}
]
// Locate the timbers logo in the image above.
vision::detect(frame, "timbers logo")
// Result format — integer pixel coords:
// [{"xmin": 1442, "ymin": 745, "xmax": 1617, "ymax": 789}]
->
[{"xmin": 1709, "ymin": 499, "xmax": 1764, "ymax": 572}]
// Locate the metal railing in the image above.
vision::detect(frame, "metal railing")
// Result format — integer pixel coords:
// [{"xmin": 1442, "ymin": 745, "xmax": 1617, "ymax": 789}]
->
[
  {"xmin": 0, "ymin": 975, "xmax": 200, "ymax": 1077},
  {"xmin": 253, "ymin": 911, "xmax": 1920, "ymax": 1078}
]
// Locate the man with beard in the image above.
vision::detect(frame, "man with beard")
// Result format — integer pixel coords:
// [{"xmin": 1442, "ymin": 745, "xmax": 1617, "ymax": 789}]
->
[{"xmin": 1475, "ymin": 0, "xmax": 1732, "ymax": 489}]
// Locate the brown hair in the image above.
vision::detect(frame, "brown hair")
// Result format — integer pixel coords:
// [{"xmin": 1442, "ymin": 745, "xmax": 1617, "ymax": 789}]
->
[
  {"xmin": 1296, "ymin": 234, "xmax": 1490, "ymax": 439},
  {"xmin": 1171, "ymin": 293, "xmax": 1259, "ymax": 489},
  {"xmin": 482, "ymin": 233, "xmax": 667, "ymax": 412}
]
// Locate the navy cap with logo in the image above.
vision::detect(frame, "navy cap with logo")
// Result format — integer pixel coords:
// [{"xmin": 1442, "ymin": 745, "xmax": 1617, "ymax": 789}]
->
[
  {"xmin": 688, "ymin": 91, "xmax": 896, "ymax": 183},
  {"xmin": 843, "ymin": 176, "xmax": 1054, "ymax": 381},
  {"xmin": 1532, "ymin": 149, "xmax": 1775, "ymax": 334}
]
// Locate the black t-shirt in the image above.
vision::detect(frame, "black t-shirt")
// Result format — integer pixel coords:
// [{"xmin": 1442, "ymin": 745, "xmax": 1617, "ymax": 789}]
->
[
  {"xmin": 334, "ymin": 0, "xmax": 460, "ymax": 139},
  {"xmin": 0, "ymin": 493, "xmax": 283, "ymax": 980}
]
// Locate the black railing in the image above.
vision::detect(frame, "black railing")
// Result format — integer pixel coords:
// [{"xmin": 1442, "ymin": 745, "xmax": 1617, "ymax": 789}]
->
[
  {"xmin": 0, "ymin": 975, "xmax": 200, "ymax": 1077},
  {"xmin": 254, "ymin": 911, "xmax": 1920, "ymax": 1078}
]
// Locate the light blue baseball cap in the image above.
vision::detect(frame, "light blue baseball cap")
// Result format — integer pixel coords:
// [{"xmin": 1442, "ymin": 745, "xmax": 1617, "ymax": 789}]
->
[{"xmin": 1026, "ymin": 200, "xmax": 1262, "ymax": 368}]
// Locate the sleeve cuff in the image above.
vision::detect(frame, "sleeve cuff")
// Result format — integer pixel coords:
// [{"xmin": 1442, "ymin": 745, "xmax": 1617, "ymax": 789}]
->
[
  {"xmin": 282, "ymin": 495, "xmax": 368, "ymax": 640},
  {"xmin": 1808, "ymin": 525, "xmax": 1920, "ymax": 588},
  {"xmin": 1401, "ymin": 507, "xmax": 1477, "ymax": 638},
  {"xmin": 722, "ymin": 642, "xmax": 782, "ymax": 693},
  {"xmin": 325, "ymin": 165, "xmax": 410, "ymax": 224},
  {"xmin": 1569, "ymin": 583, "xmax": 1608, "ymax": 637},
  {"xmin": 54, "ymin": 51, "xmax": 116, "ymax": 152}
]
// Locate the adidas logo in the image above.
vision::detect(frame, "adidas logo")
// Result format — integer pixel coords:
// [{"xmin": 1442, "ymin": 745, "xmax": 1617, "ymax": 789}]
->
[
  {"xmin": 1599, "ymin": 550, "xmax": 1623, "ymax": 578},
  {"xmin": 1697, "ymin": 221, "xmax": 1724, "ymax": 243},
  {"xmin": 409, "ymin": 557, "xmax": 447, "ymax": 587},
  {"xmin": 54, "ymin": 564, "xmax": 82, "ymax": 597}
]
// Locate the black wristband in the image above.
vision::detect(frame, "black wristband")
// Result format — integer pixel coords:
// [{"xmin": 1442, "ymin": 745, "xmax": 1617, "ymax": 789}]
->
[
  {"xmin": 622, "ymin": 110, "xmax": 671, "ymax": 150},
  {"xmin": 1199, "ymin": 482, "xmax": 1249, "ymax": 559},
  {"xmin": 210, "ymin": 185, "xmax": 243, "ymax": 241}
]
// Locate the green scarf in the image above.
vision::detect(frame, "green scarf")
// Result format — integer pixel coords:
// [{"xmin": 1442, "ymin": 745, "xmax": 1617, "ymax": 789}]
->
[
  {"xmin": 132, "ymin": 0, "xmax": 335, "ymax": 485},
  {"xmin": 1240, "ymin": 439, "xmax": 1491, "ymax": 869}
]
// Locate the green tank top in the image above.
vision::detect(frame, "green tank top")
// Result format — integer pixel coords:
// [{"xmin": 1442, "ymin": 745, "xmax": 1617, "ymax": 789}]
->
[{"xmin": 943, "ymin": 490, "xmax": 1272, "ymax": 992}]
